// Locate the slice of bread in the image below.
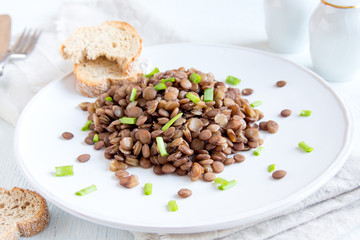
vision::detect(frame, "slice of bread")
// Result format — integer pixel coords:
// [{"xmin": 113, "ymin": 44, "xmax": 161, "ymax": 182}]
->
[
  {"xmin": 60, "ymin": 21, "xmax": 142, "ymax": 76},
  {"xmin": 74, "ymin": 57, "xmax": 143, "ymax": 97},
  {"xmin": 0, "ymin": 187, "xmax": 50, "ymax": 240}
]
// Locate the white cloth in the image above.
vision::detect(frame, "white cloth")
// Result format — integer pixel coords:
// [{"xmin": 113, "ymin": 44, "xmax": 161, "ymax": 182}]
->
[{"xmin": 1, "ymin": 0, "xmax": 360, "ymax": 239}]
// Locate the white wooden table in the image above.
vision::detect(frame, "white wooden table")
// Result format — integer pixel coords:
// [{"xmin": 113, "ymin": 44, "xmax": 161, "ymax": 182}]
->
[{"xmin": 1, "ymin": 0, "xmax": 360, "ymax": 239}]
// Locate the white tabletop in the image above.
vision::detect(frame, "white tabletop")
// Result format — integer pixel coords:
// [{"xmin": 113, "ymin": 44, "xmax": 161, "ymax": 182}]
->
[{"xmin": 1, "ymin": 0, "xmax": 360, "ymax": 239}]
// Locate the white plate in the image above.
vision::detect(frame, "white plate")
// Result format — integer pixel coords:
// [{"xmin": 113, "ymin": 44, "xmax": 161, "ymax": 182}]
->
[{"xmin": 14, "ymin": 43, "xmax": 353, "ymax": 234}]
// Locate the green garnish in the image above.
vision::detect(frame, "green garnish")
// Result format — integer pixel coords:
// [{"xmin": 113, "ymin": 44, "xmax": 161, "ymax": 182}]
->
[
  {"xmin": 93, "ymin": 134, "xmax": 99, "ymax": 143},
  {"xmin": 226, "ymin": 75, "xmax": 241, "ymax": 85},
  {"xmin": 161, "ymin": 113, "xmax": 183, "ymax": 132},
  {"xmin": 300, "ymin": 110, "xmax": 312, "ymax": 117},
  {"xmin": 144, "ymin": 183, "xmax": 153, "ymax": 196},
  {"xmin": 204, "ymin": 88, "xmax": 214, "ymax": 102},
  {"xmin": 168, "ymin": 200, "xmax": 178, "ymax": 212},
  {"xmin": 268, "ymin": 164, "xmax": 276, "ymax": 173},
  {"xmin": 55, "ymin": 165, "xmax": 74, "ymax": 177},
  {"xmin": 156, "ymin": 137, "xmax": 168, "ymax": 157},
  {"xmin": 119, "ymin": 117, "xmax": 137, "ymax": 125},
  {"xmin": 214, "ymin": 177, "xmax": 229, "ymax": 185},
  {"xmin": 129, "ymin": 88, "xmax": 137, "ymax": 102},
  {"xmin": 75, "ymin": 184, "xmax": 97, "ymax": 196},
  {"xmin": 298, "ymin": 141, "xmax": 313, "ymax": 153},
  {"xmin": 145, "ymin": 67, "xmax": 159, "ymax": 78},
  {"xmin": 253, "ymin": 146, "xmax": 264, "ymax": 156},
  {"xmin": 161, "ymin": 77, "xmax": 175, "ymax": 83},
  {"xmin": 105, "ymin": 96, "xmax": 113, "ymax": 102},
  {"xmin": 81, "ymin": 120, "xmax": 93, "ymax": 131},
  {"xmin": 250, "ymin": 100, "xmax": 263, "ymax": 108},
  {"xmin": 186, "ymin": 93, "xmax": 200, "ymax": 103},
  {"xmin": 154, "ymin": 82, "xmax": 167, "ymax": 91},
  {"xmin": 218, "ymin": 180, "xmax": 237, "ymax": 191},
  {"xmin": 189, "ymin": 73, "xmax": 201, "ymax": 83}
]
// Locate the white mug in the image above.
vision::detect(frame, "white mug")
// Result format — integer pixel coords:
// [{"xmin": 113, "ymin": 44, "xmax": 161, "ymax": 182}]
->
[
  {"xmin": 264, "ymin": 0, "xmax": 316, "ymax": 53},
  {"xmin": 310, "ymin": 0, "xmax": 360, "ymax": 82}
]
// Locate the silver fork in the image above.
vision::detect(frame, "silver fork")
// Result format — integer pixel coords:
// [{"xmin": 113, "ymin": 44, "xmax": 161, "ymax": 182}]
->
[{"xmin": 0, "ymin": 29, "xmax": 41, "ymax": 76}]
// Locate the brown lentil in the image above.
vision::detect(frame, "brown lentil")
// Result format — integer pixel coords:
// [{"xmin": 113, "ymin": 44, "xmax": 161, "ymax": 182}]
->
[
  {"xmin": 281, "ymin": 109, "xmax": 292, "ymax": 117},
  {"xmin": 203, "ymin": 172, "xmax": 216, "ymax": 182},
  {"xmin": 276, "ymin": 80, "xmax": 287, "ymax": 87},
  {"xmin": 266, "ymin": 120, "xmax": 279, "ymax": 133},
  {"xmin": 77, "ymin": 154, "xmax": 91, "ymax": 163},
  {"xmin": 178, "ymin": 188, "xmax": 192, "ymax": 198},
  {"xmin": 115, "ymin": 170, "xmax": 129, "ymax": 179},
  {"xmin": 94, "ymin": 141, "xmax": 105, "ymax": 150},
  {"xmin": 212, "ymin": 161, "xmax": 224, "ymax": 173},
  {"xmin": 234, "ymin": 154, "xmax": 246, "ymax": 163},
  {"xmin": 62, "ymin": 132, "xmax": 74, "ymax": 140},
  {"xmin": 241, "ymin": 88, "xmax": 254, "ymax": 96},
  {"xmin": 272, "ymin": 170, "xmax": 287, "ymax": 179},
  {"xmin": 119, "ymin": 175, "xmax": 139, "ymax": 188}
]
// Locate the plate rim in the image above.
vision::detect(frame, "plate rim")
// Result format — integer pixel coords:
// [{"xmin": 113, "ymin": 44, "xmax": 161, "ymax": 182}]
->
[{"xmin": 13, "ymin": 43, "xmax": 354, "ymax": 233}]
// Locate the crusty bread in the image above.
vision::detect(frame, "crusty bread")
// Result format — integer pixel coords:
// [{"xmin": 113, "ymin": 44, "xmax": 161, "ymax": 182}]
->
[
  {"xmin": 60, "ymin": 21, "xmax": 142, "ymax": 76},
  {"xmin": 0, "ymin": 187, "xmax": 50, "ymax": 240},
  {"xmin": 74, "ymin": 57, "xmax": 143, "ymax": 97}
]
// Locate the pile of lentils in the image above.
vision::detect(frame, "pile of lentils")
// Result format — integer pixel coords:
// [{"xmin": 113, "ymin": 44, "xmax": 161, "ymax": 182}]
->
[{"xmin": 79, "ymin": 67, "xmax": 273, "ymax": 183}]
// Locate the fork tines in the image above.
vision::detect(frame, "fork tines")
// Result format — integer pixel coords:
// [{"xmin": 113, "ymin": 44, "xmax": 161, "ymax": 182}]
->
[{"xmin": 11, "ymin": 29, "xmax": 41, "ymax": 55}]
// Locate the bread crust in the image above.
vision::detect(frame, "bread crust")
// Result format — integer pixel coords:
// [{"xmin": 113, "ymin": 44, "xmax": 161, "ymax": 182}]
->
[{"xmin": 0, "ymin": 187, "xmax": 50, "ymax": 240}]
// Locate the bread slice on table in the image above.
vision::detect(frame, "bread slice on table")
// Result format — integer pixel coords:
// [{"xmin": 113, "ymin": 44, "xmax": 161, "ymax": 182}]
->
[
  {"xmin": 74, "ymin": 57, "xmax": 143, "ymax": 97},
  {"xmin": 60, "ymin": 21, "xmax": 143, "ymax": 77},
  {"xmin": 0, "ymin": 187, "xmax": 50, "ymax": 240}
]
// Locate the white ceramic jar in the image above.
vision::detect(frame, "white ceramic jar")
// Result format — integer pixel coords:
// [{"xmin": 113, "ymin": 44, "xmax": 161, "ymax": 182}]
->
[
  {"xmin": 310, "ymin": 0, "xmax": 360, "ymax": 82},
  {"xmin": 264, "ymin": 0, "xmax": 317, "ymax": 53}
]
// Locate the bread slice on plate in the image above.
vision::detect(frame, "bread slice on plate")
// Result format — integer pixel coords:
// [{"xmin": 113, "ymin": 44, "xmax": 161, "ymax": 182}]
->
[
  {"xmin": 74, "ymin": 57, "xmax": 143, "ymax": 97},
  {"xmin": 60, "ymin": 21, "xmax": 142, "ymax": 77},
  {"xmin": 0, "ymin": 187, "xmax": 50, "ymax": 240}
]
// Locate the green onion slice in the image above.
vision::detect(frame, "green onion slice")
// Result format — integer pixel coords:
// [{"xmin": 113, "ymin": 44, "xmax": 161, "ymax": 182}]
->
[
  {"xmin": 93, "ymin": 134, "xmax": 99, "ymax": 143},
  {"xmin": 168, "ymin": 200, "xmax": 178, "ymax": 212},
  {"xmin": 298, "ymin": 141, "xmax": 313, "ymax": 153},
  {"xmin": 81, "ymin": 120, "xmax": 93, "ymax": 131},
  {"xmin": 144, "ymin": 183, "xmax": 153, "ymax": 196},
  {"xmin": 189, "ymin": 73, "xmax": 201, "ymax": 83},
  {"xmin": 129, "ymin": 88, "xmax": 137, "ymax": 102},
  {"xmin": 154, "ymin": 82, "xmax": 167, "ymax": 91},
  {"xmin": 204, "ymin": 88, "xmax": 214, "ymax": 102},
  {"xmin": 186, "ymin": 93, "xmax": 200, "ymax": 103},
  {"xmin": 218, "ymin": 180, "xmax": 237, "ymax": 190},
  {"xmin": 156, "ymin": 137, "xmax": 168, "ymax": 156},
  {"xmin": 105, "ymin": 96, "xmax": 113, "ymax": 102},
  {"xmin": 145, "ymin": 67, "xmax": 159, "ymax": 78},
  {"xmin": 254, "ymin": 146, "xmax": 264, "ymax": 156},
  {"xmin": 268, "ymin": 164, "xmax": 276, "ymax": 173},
  {"xmin": 250, "ymin": 100, "xmax": 263, "ymax": 108},
  {"xmin": 161, "ymin": 113, "xmax": 183, "ymax": 132},
  {"xmin": 161, "ymin": 77, "xmax": 175, "ymax": 83},
  {"xmin": 55, "ymin": 165, "xmax": 74, "ymax": 177},
  {"xmin": 75, "ymin": 184, "xmax": 97, "ymax": 196},
  {"xmin": 226, "ymin": 75, "xmax": 241, "ymax": 85},
  {"xmin": 214, "ymin": 177, "xmax": 229, "ymax": 185},
  {"xmin": 119, "ymin": 117, "xmax": 137, "ymax": 125},
  {"xmin": 300, "ymin": 110, "xmax": 312, "ymax": 117}
]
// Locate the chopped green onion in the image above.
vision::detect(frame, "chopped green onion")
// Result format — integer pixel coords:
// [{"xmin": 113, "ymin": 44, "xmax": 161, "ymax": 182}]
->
[
  {"xmin": 119, "ymin": 117, "xmax": 137, "ymax": 125},
  {"xmin": 154, "ymin": 82, "xmax": 167, "ymax": 91},
  {"xmin": 81, "ymin": 120, "xmax": 93, "ymax": 131},
  {"xmin": 300, "ymin": 110, "xmax": 312, "ymax": 117},
  {"xmin": 189, "ymin": 73, "xmax": 201, "ymax": 83},
  {"xmin": 156, "ymin": 137, "xmax": 168, "ymax": 156},
  {"xmin": 144, "ymin": 183, "xmax": 153, "ymax": 195},
  {"xmin": 204, "ymin": 88, "xmax": 214, "ymax": 102},
  {"xmin": 226, "ymin": 75, "xmax": 241, "ymax": 85},
  {"xmin": 218, "ymin": 180, "xmax": 237, "ymax": 191},
  {"xmin": 298, "ymin": 141, "xmax": 313, "ymax": 153},
  {"xmin": 250, "ymin": 100, "xmax": 263, "ymax": 108},
  {"xmin": 161, "ymin": 113, "xmax": 183, "ymax": 132},
  {"xmin": 145, "ymin": 67, "xmax": 159, "ymax": 78},
  {"xmin": 55, "ymin": 165, "xmax": 74, "ymax": 177},
  {"xmin": 129, "ymin": 88, "xmax": 137, "ymax": 102},
  {"xmin": 105, "ymin": 96, "xmax": 113, "ymax": 102},
  {"xmin": 75, "ymin": 184, "xmax": 97, "ymax": 196},
  {"xmin": 168, "ymin": 200, "xmax": 178, "ymax": 212},
  {"xmin": 161, "ymin": 77, "xmax": 175, "ymax": 83},
  {"xmin": 186, "ymin": 92, "xmax": 200, "ymax": 103},
  {"xmin": 254, "ymin": 146, "xmax": 265, "ymax": 156},
  {"xmin": 93, "ymin": 134, "xmax": 99, "ymax": 143},
  {"xmin": 214, "ymin": 177, "xmax": 229, "ymax": 185},
  {"xmin": 268, "ymin": 164, "xmax": 276, "ymax": 173}
]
